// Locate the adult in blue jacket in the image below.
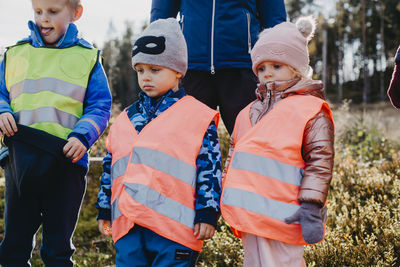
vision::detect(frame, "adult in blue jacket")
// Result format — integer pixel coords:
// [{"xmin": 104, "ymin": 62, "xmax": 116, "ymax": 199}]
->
[{"xmin": 151, "ymin": 0, "xmax": 287, "ymax": 134}]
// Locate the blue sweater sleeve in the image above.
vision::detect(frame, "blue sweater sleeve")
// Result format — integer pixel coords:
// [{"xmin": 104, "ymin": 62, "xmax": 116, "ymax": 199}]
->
[
  {"xmin": 194, "ymin": 120, "xmax": 222, "ymax": 227},
  {"xmin": 257, "ymin": 0, "xmax": 287, "ymax": 28},
  {"xmin": 0, "ymin": 59, "xmax": 13, "ymax": 115},
  {"xmin": 68, "ymin": 61, "xmax": 112, "ymax": 149},
  {"xmin": 96, "ymin": 151, "xmax": 112, "ymax": 221},
  {"xmin": 150, "ymin": 0, "xmax": 181, "ymax": 22}
]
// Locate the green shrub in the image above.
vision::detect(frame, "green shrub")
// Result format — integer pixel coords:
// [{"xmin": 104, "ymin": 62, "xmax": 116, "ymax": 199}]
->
[
  {"xmin": 337, "ymin": 115, "xmax": 396, "ymax": 163},
  {"xmin": 197, "ymin": 220, "xmax": 243, "ymax": 267},
  {"xmin": 1, "ymin": 104, "xmax": 400, "ymax": 266},
  {"xmin": 304, "ymin": 149, "xmax": 400, "ymax": 266}
]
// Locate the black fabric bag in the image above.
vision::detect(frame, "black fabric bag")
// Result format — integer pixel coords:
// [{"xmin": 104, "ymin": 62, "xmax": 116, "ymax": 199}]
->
[{"xmin": 4, "ymin": 124, "xmax": 68, "ymax": 196}]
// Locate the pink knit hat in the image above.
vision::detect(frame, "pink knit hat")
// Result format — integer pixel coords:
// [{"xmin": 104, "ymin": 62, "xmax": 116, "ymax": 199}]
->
[{"xmin": 251, "ymin": 16, "xmax": 316, "ymax": 77}]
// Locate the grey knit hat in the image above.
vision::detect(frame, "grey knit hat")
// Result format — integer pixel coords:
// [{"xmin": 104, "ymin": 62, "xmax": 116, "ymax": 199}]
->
[{"xmin": 132, "ymin": 18, "xmax": 188, "ymax": 76}]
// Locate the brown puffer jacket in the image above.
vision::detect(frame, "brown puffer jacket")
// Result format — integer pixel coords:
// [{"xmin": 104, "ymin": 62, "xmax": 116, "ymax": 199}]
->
[{"xmin": 223, "ymin": 78, "xmax": 334, "ymax": 206}]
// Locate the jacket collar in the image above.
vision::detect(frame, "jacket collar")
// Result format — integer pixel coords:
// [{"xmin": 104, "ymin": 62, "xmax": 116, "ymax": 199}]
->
[
  {"xmin": 256, "ymin": 78, "xmax": 325, "ymax": 101},
  {"xmin": 138, "ymin": 88, "xmax": 186, "ymax": 105},
  {"xmin": 138, "ymin": 88, "xmax": 186, "ymax": 114},
  {"xmin": 17, "ymin": 21, "xmax": 93, "ymax": 49},
  {"xmin": 250, "ymin": 78, "xmax": 325, "ymax": 125}
]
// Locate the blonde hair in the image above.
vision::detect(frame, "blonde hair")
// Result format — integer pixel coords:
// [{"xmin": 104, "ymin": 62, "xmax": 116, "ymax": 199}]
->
[
  {"xmin": 67, "ymin": 0, "xmax": 81, "ymax": 10},
  {"xmin": 288, "ymin": 65, "xmax": 313, "ymax": 79},
  {"xmin": 287, "ymin": 65, "xmax": 303, "ymax": 78},
  {"xmin": 31, "ymin": 0, "xmax": 81, "ymax": 10}
]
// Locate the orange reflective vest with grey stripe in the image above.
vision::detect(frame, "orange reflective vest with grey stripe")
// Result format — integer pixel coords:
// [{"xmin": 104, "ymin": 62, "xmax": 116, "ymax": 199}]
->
[
  {"xmin": 4, "ymin": 43, "xmax": 99, "ymax": 140},
  {"xmin": 107, "ymin": 95, "xmax": 219, "ymax": 251},
  {"xmin": 221, "ymin": 95, "xmax": 333, "ymax": 245}
]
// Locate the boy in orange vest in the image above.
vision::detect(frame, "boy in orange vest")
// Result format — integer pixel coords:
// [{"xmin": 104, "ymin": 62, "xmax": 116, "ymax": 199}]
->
[
  {"xmin": 220, "ymin": 16, "xmax": 334, "ymax": 266},
  {"xmin": 96, "ymin": 18, "xmax": 222, "ymax": 267}
]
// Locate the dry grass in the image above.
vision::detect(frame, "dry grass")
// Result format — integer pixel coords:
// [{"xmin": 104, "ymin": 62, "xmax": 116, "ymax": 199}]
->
[{"xmin": 1, "ymin": 100, "xmax": 400, "ymax": 266}]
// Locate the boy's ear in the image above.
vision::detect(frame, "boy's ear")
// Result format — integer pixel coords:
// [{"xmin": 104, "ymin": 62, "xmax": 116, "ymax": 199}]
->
[
  {"xmin": 72, "ymin": 5, "xmax": 83, "ymax": 22},
  {"xmin": 176, "ymin": 73, "xmax": 183, "ymax": 79}
]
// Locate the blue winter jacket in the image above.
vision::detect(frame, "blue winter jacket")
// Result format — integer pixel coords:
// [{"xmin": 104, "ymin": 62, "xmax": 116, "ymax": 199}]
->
[
  {"xmin": 151, "ymin": 0, "xmax": 287, "ymax": 72},
  {"xmin": 0, "ymin": 21, "xmax": 112, "ymax": 169}
]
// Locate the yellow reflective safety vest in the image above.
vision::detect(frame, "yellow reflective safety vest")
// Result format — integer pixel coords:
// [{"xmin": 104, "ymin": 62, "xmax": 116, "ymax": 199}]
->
[
  {"xmin": 107, "ymin": 96, "xmax": 219, "ymax": 251},
  {"xmin": 4, "ymin": 42, "xmax": 99, "ymax": 140},
  {"xmin": 221, "ymin": 95, "xmax": 333, "ymax": 245}
]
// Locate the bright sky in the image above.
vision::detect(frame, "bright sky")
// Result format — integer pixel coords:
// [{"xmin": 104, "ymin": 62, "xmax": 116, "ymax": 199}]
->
[{"xmin": 0, "ymin": 0, "xmax": 152, "ymax": 48}]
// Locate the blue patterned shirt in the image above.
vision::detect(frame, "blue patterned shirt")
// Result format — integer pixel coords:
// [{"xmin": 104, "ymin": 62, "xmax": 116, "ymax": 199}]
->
[{"xmin": 96, "ymin": 88, "xmax": 222, "ymax": 226}]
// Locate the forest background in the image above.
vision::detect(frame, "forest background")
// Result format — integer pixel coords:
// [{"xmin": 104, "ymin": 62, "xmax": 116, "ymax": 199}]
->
[
  {"xmin": 89, "ymin": 0, "xmax": 400, "ymax": 108},
  {"xmin": 0, "ymin": 0, "xmax": 400, "ymax": 266}
]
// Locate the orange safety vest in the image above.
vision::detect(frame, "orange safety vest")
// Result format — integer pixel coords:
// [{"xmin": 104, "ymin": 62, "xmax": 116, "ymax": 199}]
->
[
  {"xmin": 106, "ymin": 96, "xmax": 219, "ymax": 251},
  {"xmin": 221, "ymin": 95, "xmax": 333, "ymax": 245}
]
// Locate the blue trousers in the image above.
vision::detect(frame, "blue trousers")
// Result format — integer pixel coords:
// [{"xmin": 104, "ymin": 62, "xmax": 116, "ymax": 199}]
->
[
  {"xmin": 115, "ymin": 225, "xmax": 199, "ymax": 267},
  {"xmin": 0, "ymin": 159, "xmax": 86, "ymax": 267}
]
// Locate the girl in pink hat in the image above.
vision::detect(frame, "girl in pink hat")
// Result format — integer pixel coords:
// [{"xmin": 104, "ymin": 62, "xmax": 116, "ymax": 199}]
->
[{"xmin": 220, "ymin": 16, "xmax": 335, "ymax": 266}]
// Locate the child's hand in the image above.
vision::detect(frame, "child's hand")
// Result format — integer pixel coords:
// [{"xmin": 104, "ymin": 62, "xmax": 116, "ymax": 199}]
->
[
  {"xmin": 194, "ymin": 223, "xmax": 215, "ymax": 240},
  {"xmin": 0, "ymin": 112, "xmax": 17, "ymax": 137},
  {"xmin": 98, "ymin": 219, "xmax": 112, "ymax": 236},
  {"xmin": 284, "ymin": 202, "xmax": 324, "ymax": 244},
  {"xmin": 63, "ymin": 137, "xmax": 87, "ymax": 163}
]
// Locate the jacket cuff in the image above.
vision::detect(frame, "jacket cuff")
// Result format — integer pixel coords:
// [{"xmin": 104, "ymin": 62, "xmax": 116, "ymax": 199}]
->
[
  {"xmin": 68, "ymin": 132, "xmax": 90, "ymax": 150},
  {"xmin": 194, "ymin": 208, "xmax": 219, "ymax": 227},
  {"xmin": 0, "ymin": 107, "xmax": 13, "ymax": 115},
  {"xmin": 97, "ymin": 208, "xmax": 111, "ymax": 221},
  {"xmin": 298, "ymin": 188, "xmax": 325, "ymax": 207}
]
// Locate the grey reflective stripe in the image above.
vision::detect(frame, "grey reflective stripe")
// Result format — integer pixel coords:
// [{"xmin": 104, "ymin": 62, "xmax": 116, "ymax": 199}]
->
[
  {"xmin": 131, "ymin": 147, "xmax": 196, "ymax": 188},
  {"xmin": 111, "ymin": 197, "xmax": 122, "ymax": 222},
  {"xmin": 78, "ymin": 118, "xmax": 101, "ymax": 136},
  {"xmin": 15, "ymin": 107, "xmax": 79, "ymax": 129},
  {"xmin": 0, "ymin": 100, "xmax": 9, "ymax": 105},
  {"xmin": 10, "ymin": 78, "xmax": 86, "ymax": 102},
  {"xmin": 124, "ymin": 182, "xmax": 195, "ymax": 229},
  {"xmin": 231, "ymin": 151, "xmax": 304, "ymax": 186},
  {"xmin": 222, "ymin": 187, "xmax": 300, "ymax": 223},
  {"xmin": 111, "ymin": 155, "xmax": 130, "ymax": 182}
]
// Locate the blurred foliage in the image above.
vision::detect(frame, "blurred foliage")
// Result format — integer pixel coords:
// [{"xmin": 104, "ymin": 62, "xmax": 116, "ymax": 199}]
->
[
  {"xmin": 337, "ymin": 115, "xmax": 396, "ymax": 162},
  {"xmin": 97, "ymin": 0, "xmax": 400, "ymax": 107},
  {"xmin": 102, "ymin": 23, "xmax": 141, "ymax": 110},
  {"xmin": 197, "ymin": 220, "xmax": 243, "ymax": 267},
  {"xmin": 287, "ymin": 0, "xmax": 400, "ymax": 103}
]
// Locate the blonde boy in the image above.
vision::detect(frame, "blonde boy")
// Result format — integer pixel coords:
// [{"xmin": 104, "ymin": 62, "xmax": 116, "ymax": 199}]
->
[{"xmin": 0, "ymin": 0, "xmax": 111, "ymax": 265}]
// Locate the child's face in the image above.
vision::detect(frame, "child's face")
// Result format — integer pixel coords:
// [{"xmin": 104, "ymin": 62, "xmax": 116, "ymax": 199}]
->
[
  {"xmin": 257, "ymin": 61, "xmax": 297, "ymax": 84},
  {"xmin": 32, "ymin": 0, "xmax": 82, "ymax": 46},
  {"xmin": 135, "ymin": 64, "xmax": 182, "ymax": 99}
]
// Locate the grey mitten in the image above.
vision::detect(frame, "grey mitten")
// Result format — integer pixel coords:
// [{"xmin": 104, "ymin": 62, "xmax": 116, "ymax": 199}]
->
[
  {"xmin": 284, "ymin": 202, "xmax": 324, "ymax": 244},
  {"xmin": 395, "ymin": 45, "xmax": 400, "ymax": 64}
]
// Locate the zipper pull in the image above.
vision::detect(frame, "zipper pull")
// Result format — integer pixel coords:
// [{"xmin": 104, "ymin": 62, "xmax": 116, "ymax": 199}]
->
[
  {"xmin": 180, "ymin": 14, "xmax": 184, "ymax": 31},
  {"xmin": 266, "ymin": 90, "xmax": 272, "ymax": 111},
  {"xmin": 267, "ymin": 90, "xmax": 271, "ymax": 99}
]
